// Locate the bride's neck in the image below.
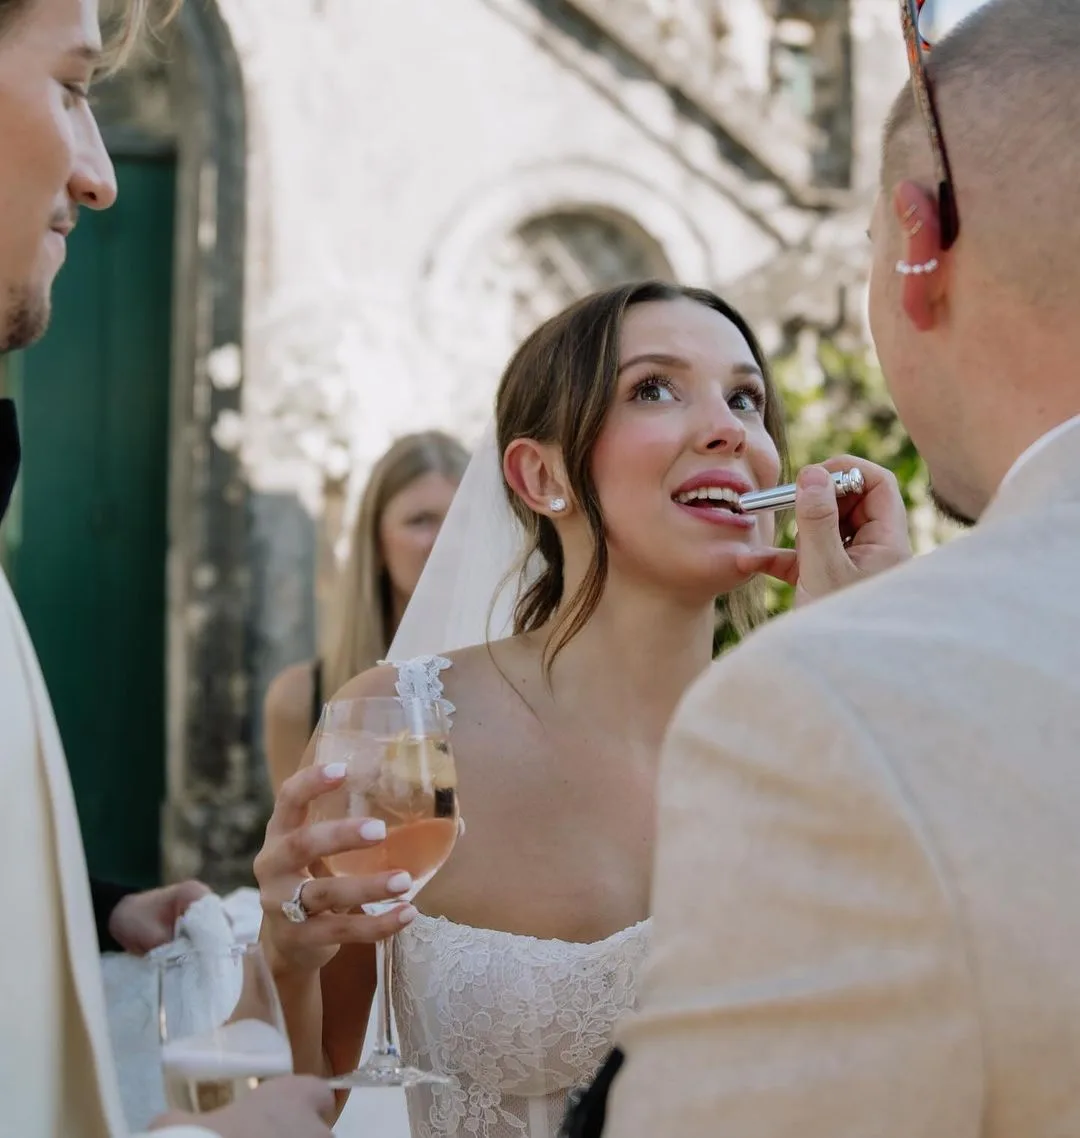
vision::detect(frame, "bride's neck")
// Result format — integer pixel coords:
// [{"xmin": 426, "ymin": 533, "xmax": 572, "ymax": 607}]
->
[{"xmin": 541, "ymin": 579, "xmax": 716, "ymax": 737}]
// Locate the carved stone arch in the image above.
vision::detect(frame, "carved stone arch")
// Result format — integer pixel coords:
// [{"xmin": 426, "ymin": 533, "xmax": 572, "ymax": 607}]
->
[
  {"xmin": 502, "ymin": 207, "xmax": 674, "ymax": 343},
  {"xmin": 421, "ymin": 160, "xmax": 712, "ymax": 387}
]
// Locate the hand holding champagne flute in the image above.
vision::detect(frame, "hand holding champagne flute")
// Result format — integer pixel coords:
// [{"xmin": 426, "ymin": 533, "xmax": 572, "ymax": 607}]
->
[{"xmin": 158, "ymin": 943, "xmax": 294, "ymax": 1114}]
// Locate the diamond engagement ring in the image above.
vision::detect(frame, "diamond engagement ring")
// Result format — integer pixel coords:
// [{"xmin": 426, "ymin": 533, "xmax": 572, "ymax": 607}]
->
[{"xmin": 281, "ymin": 878, "xmax": 315, "ymax": 924}]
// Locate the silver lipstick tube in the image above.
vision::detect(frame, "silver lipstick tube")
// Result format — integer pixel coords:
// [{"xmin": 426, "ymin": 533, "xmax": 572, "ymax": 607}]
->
[{"xmin": 738, "ymin": 467, "xmax": 866, "ymax": 514}]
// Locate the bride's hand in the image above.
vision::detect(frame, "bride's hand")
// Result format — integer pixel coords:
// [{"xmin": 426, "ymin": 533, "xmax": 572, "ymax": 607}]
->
[
  {"xmin": 254, "ymin": 762, "xmax": 417, "ymax": 974},
  {"xmin": 736, "ymin": 456, "xmax": 912, "ymax": 605}
]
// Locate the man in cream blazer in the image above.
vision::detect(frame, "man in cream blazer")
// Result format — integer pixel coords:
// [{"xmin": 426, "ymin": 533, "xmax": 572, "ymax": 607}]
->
[
  {"xmin": 600, "ymin": 2, "xmax": 1080, "ymax": 1135},
  {"xmin": 0, "ymin": 0, "xmax": 334, "ymax": 1134}
]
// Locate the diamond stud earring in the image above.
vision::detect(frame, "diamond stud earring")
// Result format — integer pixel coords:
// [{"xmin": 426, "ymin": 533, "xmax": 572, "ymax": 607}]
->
[
  {"xmin": 895, "ymin": 258, "xmax": 939, "ymax": 275},
  {"xmin": 549, "ymin": 497, "xmax": 567, "ymax": 513}
]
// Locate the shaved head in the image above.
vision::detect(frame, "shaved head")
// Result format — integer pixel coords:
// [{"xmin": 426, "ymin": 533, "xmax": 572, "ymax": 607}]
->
[
  {"xmin": 881, "ymin": 0, "xmax": 1080, "ymax": 310},
  {"xmin": 869, "ymin": 0, "xmax": 1080, "ymax": 524}
]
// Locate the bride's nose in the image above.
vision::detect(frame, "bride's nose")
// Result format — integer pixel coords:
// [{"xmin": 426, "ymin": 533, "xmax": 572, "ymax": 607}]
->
[{"xmin": 694, "ymin": 399, "xmax": 746, "ymax": 456}]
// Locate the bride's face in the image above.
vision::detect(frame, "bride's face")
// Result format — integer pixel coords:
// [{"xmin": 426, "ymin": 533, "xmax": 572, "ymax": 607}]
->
[{"xmin": 590, "ymin": 298, "xmax": 781, "ymax": 600}]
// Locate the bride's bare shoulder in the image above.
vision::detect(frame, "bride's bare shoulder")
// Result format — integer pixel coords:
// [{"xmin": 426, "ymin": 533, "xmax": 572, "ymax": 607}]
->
[
  {"xmin": 440, "ymin": 638, "xmax": 542, "ymax": 726},
  {"xmin": 330, "ymin": 637, "xmax": 532, "ymax": 707},
  {"xmin": 441, "ymin": 641, "xmax": 508, "ymax": 682},
  {"xmin": 329, "ymin": 662, "xmax": 398, "ymax": 702}
]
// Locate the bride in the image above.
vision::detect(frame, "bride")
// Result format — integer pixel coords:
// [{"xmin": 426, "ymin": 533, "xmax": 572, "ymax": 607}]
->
[{"xmin": 254, "ymin": 280, "xmax": 911, "ymax": 1137}]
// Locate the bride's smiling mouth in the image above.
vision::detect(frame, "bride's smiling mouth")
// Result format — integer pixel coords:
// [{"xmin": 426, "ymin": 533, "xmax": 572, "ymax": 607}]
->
[{"xmin": 671, "ymin": 469, "xmax": 756, "ymax": 530}]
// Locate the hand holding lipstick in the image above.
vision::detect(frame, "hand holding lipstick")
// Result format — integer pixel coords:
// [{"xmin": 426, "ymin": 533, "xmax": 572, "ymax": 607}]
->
[{"xmin": 735, "ymin": 455, "xmax": 913, "ymax": 605}]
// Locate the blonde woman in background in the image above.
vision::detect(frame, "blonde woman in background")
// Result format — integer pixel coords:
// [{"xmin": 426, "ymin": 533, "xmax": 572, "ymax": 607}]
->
[{"xmin": 264, "ymin": 431, "xmax": 469, "ymax": 791}]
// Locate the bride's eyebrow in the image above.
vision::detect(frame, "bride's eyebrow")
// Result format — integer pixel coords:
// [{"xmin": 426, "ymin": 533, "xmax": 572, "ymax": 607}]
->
[{"xmin": 617, "ymin": 352, "xmax": 688, "ymax": 375}]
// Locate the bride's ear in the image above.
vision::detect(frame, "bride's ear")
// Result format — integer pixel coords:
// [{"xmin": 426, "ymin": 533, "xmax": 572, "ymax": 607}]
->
[{"xmin": 503, "ymin": 438, "xmax": 572, "ymax": 518}]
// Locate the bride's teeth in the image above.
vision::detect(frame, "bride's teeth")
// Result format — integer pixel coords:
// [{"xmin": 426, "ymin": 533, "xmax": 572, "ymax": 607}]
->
[{"xmin": 675, "ymin": 487, "xmax": 743, "ymax": 507}]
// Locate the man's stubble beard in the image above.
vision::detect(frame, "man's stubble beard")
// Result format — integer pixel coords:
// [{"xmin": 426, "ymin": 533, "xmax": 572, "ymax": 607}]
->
[
  {"xmin": 0, "ymin": 285, "xmax": 48, "ymax": 355},
  {"xmin": 929, "ymin": 484, "xmax": 977, "ymax": 529}
]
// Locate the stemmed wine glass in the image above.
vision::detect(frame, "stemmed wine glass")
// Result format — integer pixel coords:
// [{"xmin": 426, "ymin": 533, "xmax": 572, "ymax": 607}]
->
[
  {"xmin": 158, "ymin": 942, "xmax": 294, "ymax": 1113},
  {"xmin": 308, "ymin": 695, "xmax": 460, "ymax": 1088}
]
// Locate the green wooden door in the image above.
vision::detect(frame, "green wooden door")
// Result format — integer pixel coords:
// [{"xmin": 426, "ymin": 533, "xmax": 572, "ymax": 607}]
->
[{"xmin": 9, "ymin": 157, "xmax": 175, "ymax": 888}]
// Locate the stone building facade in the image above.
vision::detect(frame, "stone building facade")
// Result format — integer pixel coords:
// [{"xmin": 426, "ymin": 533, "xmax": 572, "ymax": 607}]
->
[{"xmin": 87, "ymin": 0, "xmax": 907, "ymax": 887}]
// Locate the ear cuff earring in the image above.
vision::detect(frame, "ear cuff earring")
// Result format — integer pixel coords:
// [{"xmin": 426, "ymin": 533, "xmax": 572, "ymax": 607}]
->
[
  {"xmin": 900, "ymin": 204, "xmax": 924, "ymax": 237},
  {"xmin": 549, "ymin": 497, "xmax": 567, "ymax": 513},
  {"xmin": 895, "ymin": 258, "xmax": 939, "ymax": 276}
]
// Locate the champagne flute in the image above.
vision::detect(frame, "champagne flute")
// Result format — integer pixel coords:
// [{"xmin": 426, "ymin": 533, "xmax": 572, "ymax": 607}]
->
[
  {"xmin": 309, "ymin": 695, "xmax": 460, "ymax": 1088},
  {"xmin": 158, "ymin": 942, "xmax": 294, "ymax": 1113}
]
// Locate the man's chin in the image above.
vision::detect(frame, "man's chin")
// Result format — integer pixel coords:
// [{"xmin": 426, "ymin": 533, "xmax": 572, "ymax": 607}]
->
[
  {"xmin": 929, "ymin": 485, "xmax": 977, "ymax": 529},
  {"xmin": 0, "ymin": 288, "xmax": 50, "ymax": 354}
]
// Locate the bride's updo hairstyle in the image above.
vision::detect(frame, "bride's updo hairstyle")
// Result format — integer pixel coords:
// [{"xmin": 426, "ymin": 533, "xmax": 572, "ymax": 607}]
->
[{"xmin": 495, "ymin": 279, "xmax": 789, "ymax": 667}]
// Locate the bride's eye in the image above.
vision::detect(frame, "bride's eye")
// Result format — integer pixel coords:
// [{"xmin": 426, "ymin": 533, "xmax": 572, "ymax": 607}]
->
[
  {"xmin": 631, "ymin": 374, "xmax": 677, "ymax": 403},
  {"xmin": 728, "ymin": 385, "xmax": 766, "ymax": 414}
]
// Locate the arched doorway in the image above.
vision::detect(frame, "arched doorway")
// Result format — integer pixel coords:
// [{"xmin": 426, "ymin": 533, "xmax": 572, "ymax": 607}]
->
[{"xmin": 4, "ymin": 2, "xmax": 249, "ymax": 889}]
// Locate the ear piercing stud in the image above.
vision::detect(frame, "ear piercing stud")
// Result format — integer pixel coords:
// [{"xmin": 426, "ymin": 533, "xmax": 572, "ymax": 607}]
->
[
  {"xmin": 549, "ymin": 497, "xmax": 567, "ymax": 513},
  {"xmin": 895, "ymin": 258, "xmax": 939, "ymax": 275}
]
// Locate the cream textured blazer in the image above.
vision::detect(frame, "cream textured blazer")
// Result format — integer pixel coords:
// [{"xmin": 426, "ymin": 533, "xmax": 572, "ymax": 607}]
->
[
  {"xmin": 607, "ymin": 418, "xmax": 1080, "ymax": 1137},
  {"xmin": 0, "ymin": 570, "xmax": 213, "ymax": 1138}
]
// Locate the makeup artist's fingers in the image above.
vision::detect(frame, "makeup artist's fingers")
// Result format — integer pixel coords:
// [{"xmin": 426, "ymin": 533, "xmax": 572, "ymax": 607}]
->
[
  {"xmin": 739, "ymin": 466, "xmax": 860, "ymax": 602},
  {"xmin": 790, "ymin": 465, "xmax": 854, "ymax": 595},
  {"xmin": 819, "ymin": 455, "xmax": 911, "ymax": 552},
  {"xmin": 734, "ymin": 547, "xmax": 798, "ymax": 585},
  {"xmin": 739, "ymin": 462, "xmax": 912, "ymax": 605}
]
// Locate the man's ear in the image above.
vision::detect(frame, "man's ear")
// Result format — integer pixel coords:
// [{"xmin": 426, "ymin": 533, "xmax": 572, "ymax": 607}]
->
[
  {"xmin": 893, "ymin": 180, "xmax": 949, "ymax": 332},
  {"xmin": 503, "ymin": 437, "xmax": 572, "ymax": 517}
]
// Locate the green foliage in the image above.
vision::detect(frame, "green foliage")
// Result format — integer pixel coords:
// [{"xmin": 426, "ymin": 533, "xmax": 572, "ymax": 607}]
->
[{"xmin": 714, "ymin": 331, "xmax": 949, "ymax": 653}]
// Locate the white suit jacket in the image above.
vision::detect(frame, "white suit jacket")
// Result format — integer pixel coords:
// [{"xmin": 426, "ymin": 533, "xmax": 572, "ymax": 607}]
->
[
  {"xmin": 0, "ymin": 570, "xmax": 213, "ymax": 1138},
  {"xmin": 607, "ymin": 418, "xmax": 1080, "ymax": 1137}
]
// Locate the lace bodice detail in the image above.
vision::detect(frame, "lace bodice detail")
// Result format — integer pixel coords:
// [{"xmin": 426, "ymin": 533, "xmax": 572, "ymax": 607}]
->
[
  {"xmin": 383, "ymin": 657, "xmax": 652, "ymax": 1137},
  {"xmin": 394, "ymin": 915, "xmax": 651, "ymax": 1138}
]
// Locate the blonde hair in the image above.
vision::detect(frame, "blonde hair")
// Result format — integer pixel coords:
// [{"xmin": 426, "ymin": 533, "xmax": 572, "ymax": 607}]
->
[
  {"xmin": 105, "ymin": 0, "xmax": 180, "ymax": 69},
  {"xmin": 0, "ymin": 1, "xmax": 181, "ymax": 73},
  {"xmin": 98, "ymin": 0, "xmax": 182, "ymax": 72},
  {"xmin": 324, "ymin": 431, "xmax": 469, "ymax": 694}
]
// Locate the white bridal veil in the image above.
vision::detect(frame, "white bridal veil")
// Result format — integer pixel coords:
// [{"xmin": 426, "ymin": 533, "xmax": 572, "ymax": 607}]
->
[{"xmin": 387, "ymin": 424, "xmax": 534, "ymax": 660}]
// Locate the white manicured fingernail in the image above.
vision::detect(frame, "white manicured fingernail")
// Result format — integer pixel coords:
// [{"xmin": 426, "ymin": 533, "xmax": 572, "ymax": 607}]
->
[
  {"xmin": 397, "ymin": 905, "xmax": 418, "ymax": 926},
  {"xmin": 322, "ymin": 762, "xmax": 348, "ymax": 780},
  {"xmin": 358, "ymin": 819, "xmax": 387, "ymax": 841},
  {"xmin": 386, "ymin": 871, "xmax": 412, "ymax": 893}
]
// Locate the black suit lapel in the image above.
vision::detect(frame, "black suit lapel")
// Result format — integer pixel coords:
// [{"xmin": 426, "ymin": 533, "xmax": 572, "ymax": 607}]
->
[
  {"xmin": 560, "ymin": 1047, "xmax": 625, "ymax": 1138},
  {"xmin": 0, "ymin": 399, "xmax": 20, "ymax": 526}
]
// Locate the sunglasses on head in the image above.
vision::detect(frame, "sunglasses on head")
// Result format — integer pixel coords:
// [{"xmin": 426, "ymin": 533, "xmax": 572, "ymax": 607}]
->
[
  {"xmin": 899, "ymin": 0, "xmax": 959, "ymax": 248},
  {"xmin": 899, "ymin": 0, "xmax": 992, "ymax": 250}
]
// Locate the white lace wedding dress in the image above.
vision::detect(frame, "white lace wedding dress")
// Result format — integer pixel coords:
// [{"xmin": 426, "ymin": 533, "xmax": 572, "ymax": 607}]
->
[{"xmin": 386, "ymin": 656, "xmax": 652, "ymax": 1138}]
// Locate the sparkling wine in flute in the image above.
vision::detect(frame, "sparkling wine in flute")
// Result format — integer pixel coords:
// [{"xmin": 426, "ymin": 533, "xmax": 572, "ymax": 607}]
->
[
  {"xmin": 161, "ymin": 1019, "xmax": 293, "ymax": 1114},
  {"xmin": 162, "ymin": 1069, "xmax": 280, "ymax": 1114}
]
